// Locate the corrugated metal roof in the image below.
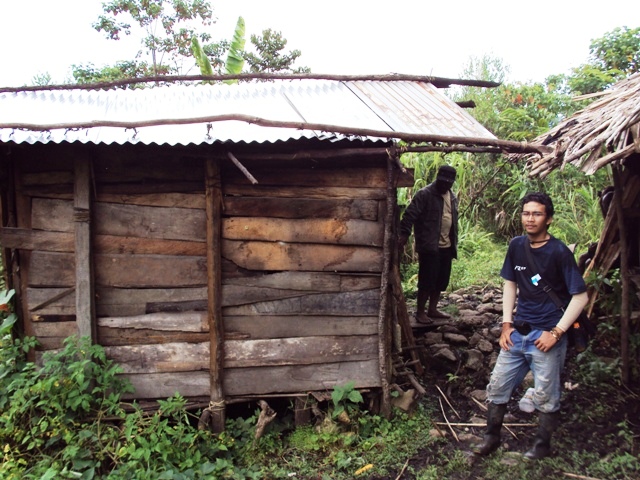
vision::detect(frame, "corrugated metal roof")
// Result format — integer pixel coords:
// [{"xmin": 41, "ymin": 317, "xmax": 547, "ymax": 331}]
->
[{"xmin": 0, "ymin": 80, "xmax": 495, "ymax": 146}]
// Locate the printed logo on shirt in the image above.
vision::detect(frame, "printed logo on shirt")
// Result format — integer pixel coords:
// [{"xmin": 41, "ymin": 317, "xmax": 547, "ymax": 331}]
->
[{"xmin": 514, "ymin": 265, "xmax": 527, "ymax": 271}]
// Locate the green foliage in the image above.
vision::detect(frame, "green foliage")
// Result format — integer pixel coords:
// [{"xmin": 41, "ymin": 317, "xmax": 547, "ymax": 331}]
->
[
  {"xmin": 589, "ymin": 26, "xmax": 640, "ymax": 75},
  {"xmin": 72, "ymin": 61, "xmax": 169, "ymax": 86},
  {"xmin": 190, "ymin": 37, "xmax": 213, "ymax": 76},
  {"xmin": 244, "ymin": 29, "xmax": 310, "ymax": 74},
  {"xmin": 93, "ymin": 0, "xmax": 214, "ymax": 75},
  {"xmin": 331, "ymin": 381, "xmax": 363, "ymax": 419},
  {"xmin": 224, "ymin": 17, "xmax": 246, "ymax": 83}
]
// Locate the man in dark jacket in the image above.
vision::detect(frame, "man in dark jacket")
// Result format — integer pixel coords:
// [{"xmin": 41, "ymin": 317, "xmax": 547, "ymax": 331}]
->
[{"xmin": 398, "ymin": 165, "xmax": 458, "ymax": 324}]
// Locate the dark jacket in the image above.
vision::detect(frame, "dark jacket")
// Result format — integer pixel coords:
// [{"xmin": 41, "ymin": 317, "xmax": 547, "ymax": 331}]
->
[{"xmin": 399, "ymin": 183, "xmax": 458, "ymax": 258}]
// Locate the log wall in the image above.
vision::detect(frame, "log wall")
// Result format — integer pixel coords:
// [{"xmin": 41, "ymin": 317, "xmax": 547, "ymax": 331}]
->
[{"xmin": 1, "ymin": 144, "xmax": 393, "ymax": 401}]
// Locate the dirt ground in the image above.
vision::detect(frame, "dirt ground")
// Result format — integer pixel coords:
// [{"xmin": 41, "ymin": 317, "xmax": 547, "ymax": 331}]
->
[{"xmin": 377, "ymin": 290, "xmax": 640, "ymax": 479}]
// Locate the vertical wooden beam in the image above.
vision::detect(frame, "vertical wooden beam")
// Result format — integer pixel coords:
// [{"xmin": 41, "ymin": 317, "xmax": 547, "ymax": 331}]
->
[
  {"xmin": 377, "ymin": 155, "xmax": 396, "ymax": 419},
  {"xmin": 613, "ymin": 162, "xmax": 630, "ymax": 385},
  {"xmin": 205, "ymin": 157, "xmax": 225, "ymax": 432},
  {"xmin": 74, "ymin": 157, "xmax": 95, "ymax": 341}
]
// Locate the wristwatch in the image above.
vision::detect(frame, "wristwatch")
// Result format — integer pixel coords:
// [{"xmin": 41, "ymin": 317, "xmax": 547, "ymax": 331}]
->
[{"xmin": 550, "ymin": 327, "xmax": 563, "ymax": 341}]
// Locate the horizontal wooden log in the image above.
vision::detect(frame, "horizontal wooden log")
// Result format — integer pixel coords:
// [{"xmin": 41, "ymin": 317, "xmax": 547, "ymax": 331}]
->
[
  {"xmin": 120, "ymin": 359, "xmax": 380, "ymax": 398},
  {"xmin": 225, "ymin": 335, "xmax": 378, "ymax": 368},
  {"xmin": 223, "ymin": 197, "xmax": 379, "ymax": 220},
  {"xmin": 29, "ymin": 252, "xmax": 208, "ymax": 288},
  {"xmin": 97, "ymin": 192, "xmax": 205, "ymax": 209},
  {"xmin": 98, "ymin": 328, "xmax": 209, "ymax": 347},
  {"xmin": 223, "ymin": 271, "xmax": 379, "ymax": 292},
  {"xmin": 223, "ymin": 359, "xmax": 381, "ymax": 396},
  {"xmin": 222, "ymin": 240, "xmax": 382, "ymax": 272},
  {"xmin": 32, "ymin": 198, "xmax": 206, "ymax": 241},
  {"xmin": 31, "ymin": 321, "xmax": 77, "ymax": 339},
  {"xmin": 224, "ymin": 166, "xmax": 388, "ymax": 188},
  {"xmin": 2, "ymin": 227, "xmax": 206, "ymax": 256},
  {"xmin": 225, "ymin": 315, "xmax": 378, "ymax": 339},
  {"xmin": 223, "ymin": 184, "xmax": 386, "ymax": 200},
  {"xmin": 223, "ymin": 289, "xmax": 379, "ymax": 316},
  {"xmin": 98, "ymin": 312, "xmax": 208, "ymax": 332},
  {"xmin": 223, "ymin": 217, "xmax": 383, "ymax": 246},
  {"xmin": 104, "ymin": 342, "xmax": 209, "ymax": 374}
]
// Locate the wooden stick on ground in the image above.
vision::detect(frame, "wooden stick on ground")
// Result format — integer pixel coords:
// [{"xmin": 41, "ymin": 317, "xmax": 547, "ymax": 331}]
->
[
  {"xmin": 436, "ymin": 385, "xmax": 461, "ymax": 419},
  {"xmin": 438, "ymin": 397, "xmax": 459, "ymax": 442}
]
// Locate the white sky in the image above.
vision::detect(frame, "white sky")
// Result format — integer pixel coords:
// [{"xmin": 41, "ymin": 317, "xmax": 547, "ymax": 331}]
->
[{"xmin": 1, "ymin": 0, "xmax": 638, "ymax": 87}]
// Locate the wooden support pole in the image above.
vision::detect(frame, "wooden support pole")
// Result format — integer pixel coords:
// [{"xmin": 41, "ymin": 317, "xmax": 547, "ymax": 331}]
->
[
  {"xmin": 377, "ymin": 155, "xmax": 396, "ymax": 419},
  {"xmin": 74, "ymin": 157, "xmax": 95, "ymax": 341},
  {"xmin": 612, "ymin": 162, "xmax": 630, "ymax": 385},
  {"xmin": 205, "ymin": 158, "xmax": 226, "ymax": 432}
]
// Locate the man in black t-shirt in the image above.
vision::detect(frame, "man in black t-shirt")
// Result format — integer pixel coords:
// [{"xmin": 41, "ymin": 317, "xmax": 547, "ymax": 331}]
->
[{"xmin": 473, "ymin": 192, "xmax": 588, "ymax": 460}]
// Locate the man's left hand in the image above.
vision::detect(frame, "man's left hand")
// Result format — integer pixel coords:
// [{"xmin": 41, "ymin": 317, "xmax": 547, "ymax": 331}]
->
[{"xmin": 534, "ymin": 331, "xmax": 558, "ymax": 352}]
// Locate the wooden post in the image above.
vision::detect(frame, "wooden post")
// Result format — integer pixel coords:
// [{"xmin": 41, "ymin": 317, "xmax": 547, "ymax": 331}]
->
[
  {"xmin": 612, "ymin": 162, "xmax": 630, "ymax": 385},
  {"xmin": 376, "ymin": 155, "xmax": 397, "ymax": 419},
  {"xmin": 74, "ymin": 157, "xmax": 96, "ymax": 341},
  {"xmin": 205, "ymin": 158, "xmax": 225, "ymax": 431}
]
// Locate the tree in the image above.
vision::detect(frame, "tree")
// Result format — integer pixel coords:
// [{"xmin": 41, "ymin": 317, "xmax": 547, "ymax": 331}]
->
[
  {"xmin": 244, "ymin": 29, "xmax": 310, "ymax": 74},
  {"xmin": 72, "ymin": 61, "xmax": 170, "ymax": 87},
  {"xmin": 567, "ymin": 26, "xmax": 640, "ymax": 94},
  {"xmin": 93, "ymin": 0, "xmax": 214, "ymax": 76}
]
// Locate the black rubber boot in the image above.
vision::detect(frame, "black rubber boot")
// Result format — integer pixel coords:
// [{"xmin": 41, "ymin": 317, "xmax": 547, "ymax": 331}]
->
[
  {"xmin": 524, "ymin": 411, "xmax": 560, "ymax": 460},
  {"xmin": 472, "ymin": 403, "xmax": 507, "ymax": 456}
]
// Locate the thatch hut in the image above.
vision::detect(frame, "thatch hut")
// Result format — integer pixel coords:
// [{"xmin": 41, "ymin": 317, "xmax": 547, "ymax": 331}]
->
[
  {"xmin": 514, "ymin": 71, "xmax": 640, "ymax": 384},
  {"xmin": 0, "ymin": 74, "xmax": 541, "ymax": 427}
]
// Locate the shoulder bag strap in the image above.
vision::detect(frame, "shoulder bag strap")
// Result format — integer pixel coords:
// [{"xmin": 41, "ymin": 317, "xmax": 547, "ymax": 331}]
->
[{"xmin": 523, "ymin": 241, "xmax": 565, "ymax": 311}]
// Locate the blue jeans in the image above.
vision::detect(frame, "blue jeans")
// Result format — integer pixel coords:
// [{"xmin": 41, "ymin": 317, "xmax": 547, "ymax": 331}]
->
[{"xmin": 486, "ymin": 329, "xmax": 567, "ymax": 413}]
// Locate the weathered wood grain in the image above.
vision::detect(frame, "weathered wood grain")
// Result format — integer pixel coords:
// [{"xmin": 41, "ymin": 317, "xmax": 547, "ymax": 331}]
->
[
  {"xmin": 119, "ymin": 359, "xmax": 380, "ymax": 398},
  {"xmin": 32, "ymin": 198, "xmax": 206, "ymax": 241},
  {"xmin": 223, "ymin": 166, "xmax": 387, "ymax": 188},
  {"xmin": 224, "ymin": 217, "xmax": 383, "ymax": 246},
  {"xmin": 222, "ymin": 360, "xmax": 381, "ymax": 396},
  {"xmin": 223, "ymin": 197, "xmax": 379, "ymax": 220},
  {"xmin": 222, "ymin": 289, "xmax": 379, "ymax": 316},
  {"xmin": 223, "ymin": 184, "xmax": 386, "ymax": 200},
  {"xmin": 222, "ymin": 240, "xmax": 382, "ymax": 272},
  {"xmin": 29, "ymin": 252, "xmax": 208, "ymax": 288},
  {"xmin": 224, "ymin": 315, "xmax": 378, "ymax": 339}
]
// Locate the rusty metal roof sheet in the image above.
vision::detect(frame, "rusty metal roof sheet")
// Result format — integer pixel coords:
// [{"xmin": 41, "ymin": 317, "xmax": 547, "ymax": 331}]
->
[{"xmin": 0, "ymin": 80, "xmax": 495, "ymax": 146}]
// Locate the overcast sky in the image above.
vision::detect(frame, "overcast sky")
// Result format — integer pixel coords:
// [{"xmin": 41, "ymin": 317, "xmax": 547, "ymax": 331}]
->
[{"xmin": 1, "ymin": 0, "xmax": 638, "ymax": 87}]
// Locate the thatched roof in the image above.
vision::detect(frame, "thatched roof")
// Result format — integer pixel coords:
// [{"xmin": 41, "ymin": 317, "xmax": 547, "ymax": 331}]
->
[{"xmin": 514, "ymin": 72, "xmax": 640, "ymax": 177}]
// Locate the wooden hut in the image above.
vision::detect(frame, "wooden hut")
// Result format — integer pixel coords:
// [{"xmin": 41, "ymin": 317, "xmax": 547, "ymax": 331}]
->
[
  {"xmin": 514, "ymin": 71, "xmax": 640, "ymax": 384},
  {"xmin": 0, "ymin": 75, "xmax": 534, "ymax": 426}
]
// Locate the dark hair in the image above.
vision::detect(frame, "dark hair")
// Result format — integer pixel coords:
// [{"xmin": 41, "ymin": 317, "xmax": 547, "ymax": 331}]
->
[{"xmin": 521, "ymin": 192, "xmax": 554, "ymax": 217}]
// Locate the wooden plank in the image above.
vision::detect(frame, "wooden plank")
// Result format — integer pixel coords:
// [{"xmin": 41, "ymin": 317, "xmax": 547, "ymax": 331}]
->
[
  {"xmin": 223, "ymin": 271, "xmax": 379, "ymax": 292},
  {"xmin": 22, "ymin": 171, "xmax": 74, "ymax": 186},
  {"xmin": 96, "ymin": 192, "xmax": 205, "ymax": 209},
  {"xmin": 225, "ymin": 315, "xmax": 379, "ymax": 339},
  {"xmin": 222, "ymin": 240, "xmax": 382, "ymax": 272},
  {"xmin": 122, "ymin": 371, "xmax": 210, "ymax": 399},
  {"xmin": 224, "ymin": 166, "xmax": 387, "ymax": 188},
  {"xmin": 223, "ymin": 197, "xmax": 379, "ymax": 220},
  {"xmin": 222, "ymin": 289, "xmax": 379, "ymax": 316},
  {"xmin": 223, "ymin": 360, "xmax": 381, "ymax": 396},
  {"xmin": 74, "ymin": 158, "xmax": 95, "ymax": 340},
  {"xmin": 98, "ymin": 312, "xmax": 208, "ymax": 332},
  {"xmin": 0, "ymin": 227, "xmax": 74, "ymax": 251},
  {"xmin": 223, "ymin": 184, "xmax": 386, "ymax": 200},
  {"xmin": 29, "ymin": 252, "xmax": 207, "ymax": 288},
  {"xmin": 0, "ymin": 227, "xmax": 206, "ymax": 256},
  {"xmin": 224, "ymin": 335, "xmax": 378, "ymax": 368},
  {"xmin": 223, "ymin": 217, "xmax": 383, "ymax": 246},
  {"xmin": 32, "ymin": 198, "xmax": 207, "ymax": 241},
  {"xmin": 98, "ymin": 328, "xmax": 209, "ymax": 347},
  {"xmin": 119, "ymin": 360, "xmax": 381, "ymax": 398},
  {"xmin": 27, "ymin": 286, "xmax": 208, "ymax": 317},
  {"xmin": 31, "ymin": 321, "xmax": 78, "ymax": 338},
  {"xmin": 104, "ymin": 342, "xmax": 209, "ymax": 374}
]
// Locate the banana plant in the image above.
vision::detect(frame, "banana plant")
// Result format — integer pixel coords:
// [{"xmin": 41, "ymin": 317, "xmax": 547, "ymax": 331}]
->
[{"xmin": 224, "ymin": 16, "xmax": 245, "ymax": 84}]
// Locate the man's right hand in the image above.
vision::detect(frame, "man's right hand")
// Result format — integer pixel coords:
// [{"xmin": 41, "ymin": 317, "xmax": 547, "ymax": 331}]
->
[{"xmin": 499, "ymin": 322, "xmax": 515, "ymax": 351}]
